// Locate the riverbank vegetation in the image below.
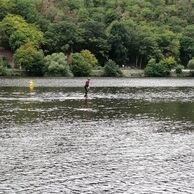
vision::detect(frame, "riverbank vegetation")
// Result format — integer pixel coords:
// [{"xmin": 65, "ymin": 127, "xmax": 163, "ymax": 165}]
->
[{"xmin": 1, "ymin": 0, "xmax": 194, "ymax": 77}]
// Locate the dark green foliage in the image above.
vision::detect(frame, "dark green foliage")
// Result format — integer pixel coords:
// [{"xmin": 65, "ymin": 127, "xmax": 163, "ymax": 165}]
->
[
  {"xmin": 1, "ymin": 0, "xmax": 194, "ymax": 76},
  {"xmin": 160, "ymin": 57, "xmax": 177, "ymax": 70},
  {"xmin": 66, "ymin": 0, "xmax": 81, "ymax": 11},
  {"xmin": 81, "ymin": 20, "xmax": 109, "ymax": 65},
  {"xmin": 144, "ymin": 58, "xmax": 171, "ymax": 77},
  {"xmin": 14, "ymin": 43, "xmax": 44, "ymax": 76},
  {"xmin": 105, "ymin": 10, "xmax": 120, "ymax": 24},
  {"xmin": 104, "ymin": 60, "xmax": 122, "ymax": 77},
  {"xmin": 43, "ymin": 21, "xmax": 83, "ymax": 54},
  {"xmin": 108, "ymin": 22, "xmax": 130, "ymax": 66},
  {"xmin": 188, "ymin": 58, "xmax": 194, "ymax": 76},
  {"xmin": 175, "ymin": 65, "xmax": 184, "ymax": 75},
  {"xmin": 180, "ymin": 25, "xmax": 194, "ymax": 66},
  {"xmin": 23, "ymin": 51, "xmax": 44, "ymax": 76},
  {"xmin": 71, "ymin": 53, "xmax": 92, "ymax": 77},
  {"xmin": 0, "ymin": 58, "xmax": 13, "ymax": 76},
  {"xmin": 80, "ymin": 50, "xmax": 98, "ymax": 67},
  {"xmin": 0, "ymin": 59, "xmax": 6, "ymax": 76},
  {"xmin": 0, "ymin": 0, "xmax": 14, "ymax": 20},
  {"xmin": 187, "ymin": 58, "xmax": 194, "ymax": 70},
  {"xmin": 0, "ymin": 14, "xmax": 43, "ymax": 51},
  {"xmin": 12, "ymin": 0, "xmax": 39, "ymax": 23}
]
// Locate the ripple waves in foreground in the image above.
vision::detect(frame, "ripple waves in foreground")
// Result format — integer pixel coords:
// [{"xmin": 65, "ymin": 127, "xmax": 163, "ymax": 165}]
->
[{"xmin": 0, "ymin": 78, "xmax": 194, "ymax": 194}]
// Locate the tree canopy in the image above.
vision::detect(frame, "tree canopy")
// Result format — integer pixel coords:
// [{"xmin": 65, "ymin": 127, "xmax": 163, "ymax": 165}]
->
[
  {"xmin": 0, "ymin": 14, "xmax": 43, "ymax": 50},
  {"xmin": 1, "ymin": 0, "xmax": 194, "ymax": 74}
]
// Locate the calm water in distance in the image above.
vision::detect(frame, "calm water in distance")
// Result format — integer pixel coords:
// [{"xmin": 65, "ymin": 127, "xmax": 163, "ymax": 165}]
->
[{"xmin": 0, "ymin": 78, "xmax": 194, "ymax": 193}]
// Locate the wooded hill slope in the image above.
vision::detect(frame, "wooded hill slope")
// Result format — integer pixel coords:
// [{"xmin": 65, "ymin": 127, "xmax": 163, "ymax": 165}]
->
[{"xmin": 1, "ymin": 0, "xmax": 194, "ymax": 71}]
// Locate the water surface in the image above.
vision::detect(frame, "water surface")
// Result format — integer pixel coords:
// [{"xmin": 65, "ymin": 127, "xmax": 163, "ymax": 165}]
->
[{"xmin": 0, "ymin": 78, "xmax": 194, "ymax": 193}]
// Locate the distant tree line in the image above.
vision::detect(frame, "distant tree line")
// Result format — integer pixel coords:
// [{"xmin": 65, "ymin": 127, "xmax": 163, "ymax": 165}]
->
[{"xmin": 0, "ymin": 0, "xmax": 194, "ymax": 76}]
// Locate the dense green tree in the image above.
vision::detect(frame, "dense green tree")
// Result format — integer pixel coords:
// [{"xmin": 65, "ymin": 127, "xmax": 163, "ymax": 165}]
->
[
  {"xmin": 66, "ymin": 0, "xmax": 82, "ymax": 11},
  {"xmin": 0, "ymin": 0, "xmax": 14, "ymax": 20},
  {"xmin": 160, "ymin": 56, "xmax": 177, "ymax": 70},
  {"xmin": 12, "ymin": 0, "xmax": 39, "ymax": 23},
  {"xmin": 104, "ymin": 9, "xmax": 120, "ymax": 24},
  {"xmin": 108, "ymin": 21, "xmax": 130, "ymax": 66},
  {"xmin": 0, "ymin": 14, "xmax": 43, "ymax": 50},
  {"xmin": 104, "ymin": 59, "xmax": 122, "ymax": 77},
  {"xmin": 14, "ymin": 43, "xmax": 44, "ymax": 76},
  {"xmin": 137, "ymin": 38, "xmax": 158, "ymax": 67},
  {"xmin": 144, "ymin": 58, "xmax": 171, "ymax": 77},
  {"xmin": 155, "ymin": 28, "xmax": 180, "ymax": 59},
  {"xmin": 43, "ymin": 21, "xmax": 83, "ymax": 55},
  {"xmin": 1, "ymin": 0, "xmax": 194, "ymax": 76},
  {"xmin": 80, "ymin": 50, "xmax": 98, "ymax": 67},
  {"xmin": 44, "ymin": 52, "xmax": 72, "ymax": 76},
  {"xmin": 71, "ymin": 52, "xmax": 92, "ymax": 76},
  {"xmin": 188, "ymin": 58, "xmax": 194, "ymax": 69},
  {"xmin": 81, "ymin": 20, "xmax": 110, "ymax": 65},
  {"xmin": 180, "ymin": 25, "xmax": 194, "ymax": 66},
  {"xmin": 133, "ymin": 25, "xmax": 162, "ymax": 68}
]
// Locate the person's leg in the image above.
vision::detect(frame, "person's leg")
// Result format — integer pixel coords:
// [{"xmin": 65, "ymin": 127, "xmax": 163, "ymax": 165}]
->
[{"xmin": 84, "ymin": 86, "xmax": 88, "ymax": 97}]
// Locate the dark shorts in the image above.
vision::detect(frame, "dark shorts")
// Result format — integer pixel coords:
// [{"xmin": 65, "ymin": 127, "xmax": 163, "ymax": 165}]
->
[{"xmin": 84, "ymin": 86, "xmax": 88, "ymax": 92}]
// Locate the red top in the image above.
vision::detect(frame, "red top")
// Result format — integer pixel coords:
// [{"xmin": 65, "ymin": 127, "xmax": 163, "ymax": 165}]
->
[{"xmin": 85, "ymin": 80, "xmax": 90, "ymax": 87}]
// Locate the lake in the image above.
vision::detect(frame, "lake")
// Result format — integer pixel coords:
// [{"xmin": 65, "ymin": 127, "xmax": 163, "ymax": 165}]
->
[{"xmin": 0, "ymin": 78, "xmax": 194, "ymax": 193}]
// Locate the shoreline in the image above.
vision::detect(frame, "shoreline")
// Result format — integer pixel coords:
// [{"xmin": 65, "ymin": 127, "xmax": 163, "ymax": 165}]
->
[{"xmin": 0, "ymin": 69, "xmax": 193, "ymax": 78}]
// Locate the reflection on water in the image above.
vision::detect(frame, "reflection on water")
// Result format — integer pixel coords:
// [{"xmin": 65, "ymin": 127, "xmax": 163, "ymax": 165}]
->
[{"xmin": 0, "ymin": 79, "xmax": 194, "ymax": 193}]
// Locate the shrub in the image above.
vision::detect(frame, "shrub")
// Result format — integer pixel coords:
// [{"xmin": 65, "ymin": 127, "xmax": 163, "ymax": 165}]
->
[
  {"xmin": 0, "ymin": 59, "xmax": 13, "ymax": 76},
  {"xmin": 0, "ymin": 60, "xmax": 6, "ymax": 76},
  {"xmin": 188, "ymin": 58, "xmax": 194, "ymax": 76},
  {"xmin": 0, "ymin": 14, "xmax": 43, "ymax": 51},
  {"xmin": 187, "ymin": 58, "xmax": 194, "ymax": 70},
  {"xmin": 175, "ymin": 65, "xmax": 184, "ymax": 75},
  {"xmin": 144, "ymin": 58, "xmax": 170, "ymax": 77},
  {"xmin": 190, "ymin": 71, "xmax": 194, "ymax": 77},
  {"xmin": 14, "ymin": 43, "xmax": 44, "ymax": 76},
  {"xmin": 80, "ymin": 50, "xmax": 98, "ymax": 67},
  {"xmin": 160, "ymin": 56, "xmax": 177, "ymax": 70},
  {"xmin": 71, "ymin": 53, "xmax": 92, "ymax": 76},
  {"xmin": 44, "ymin": 53, "xmax": 72, "ymax": 76},
  {"xmin": 104, "ymin": 60, "xmax": 122, "ymax": 77}
]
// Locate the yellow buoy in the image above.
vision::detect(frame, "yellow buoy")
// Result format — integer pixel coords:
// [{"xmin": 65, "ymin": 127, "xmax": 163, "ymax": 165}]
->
[{"xmin": 29, "ymin": 80, "xmax": 34, "ymax": 92}]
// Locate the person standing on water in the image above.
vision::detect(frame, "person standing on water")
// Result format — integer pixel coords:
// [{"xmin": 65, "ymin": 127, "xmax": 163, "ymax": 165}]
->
[{"xmin": 84, "ymin": 78, "xmax": 90, "ymax": 97}]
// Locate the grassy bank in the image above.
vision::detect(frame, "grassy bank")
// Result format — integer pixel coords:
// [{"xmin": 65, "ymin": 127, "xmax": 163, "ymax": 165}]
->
[
  {"xmin": 90, "ymin": 68, "xmax": 144, "ymax": 77},
  {"xmin": 90, "ymin": 68, "xmax": 193, "ymax": 77},
  {"xmin": 121, "ymin": 69, "xmax": 144, "ymax": 77}
]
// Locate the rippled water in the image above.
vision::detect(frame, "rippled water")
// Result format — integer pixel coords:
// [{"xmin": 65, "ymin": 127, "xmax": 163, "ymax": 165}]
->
[{"xmin": 0, "ymin": 78, "xmax": 194, "ymax": 193}]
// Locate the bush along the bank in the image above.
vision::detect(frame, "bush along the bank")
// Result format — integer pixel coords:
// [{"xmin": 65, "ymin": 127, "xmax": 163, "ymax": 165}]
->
[
  {"xmin": 80, "ymin": 50, "xmax": 98, "ymax": 67},
  {"xmin": 14, "ymin": 43, "xmax": 45, "ymax": 76},
  {"xmin": 104, "ymin": 60, "xmax": 122, "ymax": 77},
  {"xmin": 175, "ymin": 65, "xmax": 184, "ymax": 76},
  {"xmin": 0, "ymin": 59, "xmax": 6, "ymax": 76},
  {"xmin": 71, "ymin": 52, "xmax": 92, "ymax": 77},
  {"xmin": 161, "ymin": 57, "xmax": 177, "ymax": 70},
  {"xmin": 187, "ymin": 58, "xmax": 194, "ymax": 69},
  {"xmin": 0, "ymin": 59, "xmax": 13, "ymax": 76},
  {"xmin": 187, "ymin": 58, "xmax": 194, "ymax": 76},
  {"xmin": 144, "ymin": 58, "xmax": 174, "ymax": 77},
  {"xmin": 44, "ymin": 53, "xmax": 72, "ymax": 76}
]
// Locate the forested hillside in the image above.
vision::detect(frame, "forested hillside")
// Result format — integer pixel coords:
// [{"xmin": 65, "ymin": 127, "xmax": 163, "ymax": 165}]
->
[{"xmin": 1, "ymin": 0, "xmax": 194, "ymax": 76}]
